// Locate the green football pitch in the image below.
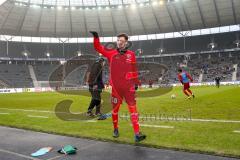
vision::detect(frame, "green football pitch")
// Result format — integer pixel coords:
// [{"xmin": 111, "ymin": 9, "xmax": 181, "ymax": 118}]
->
[{"xmin": 0, "ymin": 85, "xmax": 240, "ymax": 157}]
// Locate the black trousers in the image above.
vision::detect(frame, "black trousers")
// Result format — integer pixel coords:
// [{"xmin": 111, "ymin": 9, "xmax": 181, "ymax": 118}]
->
[{"xmin": 87, "ymin": 88, "xmax": 102, "ymax": 114}]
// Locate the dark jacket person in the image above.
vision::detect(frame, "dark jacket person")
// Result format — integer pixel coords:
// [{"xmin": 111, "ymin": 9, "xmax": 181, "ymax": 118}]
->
[{"xmin": 86, "ymin": 58, "xmax": 105, "ymax": 116}]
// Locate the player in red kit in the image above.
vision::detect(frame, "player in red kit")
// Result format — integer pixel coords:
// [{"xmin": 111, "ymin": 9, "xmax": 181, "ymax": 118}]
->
[
  {"xmin": 90, "ymin": 31, "xmax": 146, "ymax": 142},
  {"xmin": 178, "ymin": 69, "xmax": 195, "ymax": 99}
]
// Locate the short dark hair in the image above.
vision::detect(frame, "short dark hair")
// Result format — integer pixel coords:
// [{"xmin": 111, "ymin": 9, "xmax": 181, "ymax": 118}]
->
[
  {"xmin": 117, "ymin": 33, "xmax": 128, "ymax": 41},
  {"xmin": 178, "ymin": 68, "xmax": 182, "ymax": 72}
]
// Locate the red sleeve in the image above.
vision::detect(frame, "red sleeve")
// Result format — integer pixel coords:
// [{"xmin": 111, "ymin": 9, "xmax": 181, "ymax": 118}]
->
[
  {"xmin": 186, "ymin": 72, "xmax": 193, "ymax": 82},
  {"xmin": 178, "ymin": 74, "xmax": 183, "ymax": 83},
  {"xmin": 93, "ymin": 37, "xmax": 113, "ymax": 59}
]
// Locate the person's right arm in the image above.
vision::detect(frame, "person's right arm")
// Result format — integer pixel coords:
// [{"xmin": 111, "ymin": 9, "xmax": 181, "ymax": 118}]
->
[{"xmin": 90, "ymin": 31, "xmax": 112, "ymax": 59}]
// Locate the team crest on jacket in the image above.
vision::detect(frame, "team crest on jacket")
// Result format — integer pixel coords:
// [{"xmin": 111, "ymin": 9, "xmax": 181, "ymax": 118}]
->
[
  {"xmin": 126, "ymin": 54, "xmax": 133, "ymax": 63},
  {"xmin": 126, "ymin": 53, "xmax": 132, "ymax": 60},
  {"xmin": 126, "ymin": 54, "xmax": 131, "ymax": 59}
]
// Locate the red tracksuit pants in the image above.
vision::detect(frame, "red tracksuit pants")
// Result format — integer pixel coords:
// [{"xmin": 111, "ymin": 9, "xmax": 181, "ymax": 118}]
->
[{"xmin": 111, "ymin": 85, "xmax": 140, "ymax": 135}]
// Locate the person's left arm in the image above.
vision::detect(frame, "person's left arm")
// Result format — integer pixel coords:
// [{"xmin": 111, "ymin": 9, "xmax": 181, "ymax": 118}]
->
[{"xmin": 131, "ymin": 52, "xmax": 140, "ymax": 90}]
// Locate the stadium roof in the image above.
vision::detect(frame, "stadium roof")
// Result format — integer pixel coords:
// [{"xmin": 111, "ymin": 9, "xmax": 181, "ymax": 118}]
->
[
  {"xmin": 0, "ymin": 0, "xmax": 7, "ymax": 5},
  {"xmin": 0, "ymin": 0, "xmax": 239, "ymax": 38}
]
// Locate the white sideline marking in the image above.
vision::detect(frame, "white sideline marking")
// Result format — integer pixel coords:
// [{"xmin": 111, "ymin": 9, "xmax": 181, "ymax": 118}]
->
[
  {"xmin": 0, "ymin": 148, "xmax": 41, "ymax": 160},
  {"xmin": 233, "ymin": 130, "xmax": 240, "ymax": 133},
  {"xmin": 120, "ymin": 115, "xmax": 240, "ymax": 123},
  {"xmin": 1, "ymin": 107, "xmax": 240, "ymax": 124},
  {"xmin": 174, "ymin": 118, "xmax": 240, "ymax": 123},
  {"xmin": 0, "ymin": 108, "xmax": 82, "ymax": 114},
  {"xmin": 0, "ymin": 108, "xmax": 55, "ymax": 113},
  {"xmin": 190, "ymin": 119, "xmax": 240, "ymax": 123},
  {"xmin": 67, "ymin": 119, "xmax": 97, "ymax": 122},
  {"xmin": 27, "ymin": 115, "xmax": 49, "ymax": 119},
  {"xmin": 0, "ymin": 112, "xmax": 10, "ymax": 115},
  {"xmin": 85, "ymin": 120, "xmax": 97, "ymax": 123},
  {"xmin": 140, "ymin": 124, "xmax": 174, "ymax": 129}
]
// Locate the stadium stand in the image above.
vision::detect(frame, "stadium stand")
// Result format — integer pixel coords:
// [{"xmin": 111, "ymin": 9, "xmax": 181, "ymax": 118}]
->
[
  {"xmin": 33, "ymin": 63, "xmax": 59, "ymax": 81},
  {"xmin": 0, "ymin": 64, "xmax": 33, "ymax": 88},
  {"xmin": 0, "ymin": 50, "xmax": 239, "ymax": 88}
]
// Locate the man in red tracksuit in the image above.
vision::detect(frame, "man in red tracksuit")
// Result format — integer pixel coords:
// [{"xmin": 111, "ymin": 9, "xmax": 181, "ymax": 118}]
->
[
  {"xmin": 90, "ymin": 31, "xmax": 146, "ymax": 142},
  {"xmin": 178, "ymin": 68, "xmax": 195, "ymax": 99}
]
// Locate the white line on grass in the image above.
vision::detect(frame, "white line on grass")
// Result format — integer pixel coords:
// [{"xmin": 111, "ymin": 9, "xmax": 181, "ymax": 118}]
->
[
  {"xmin": 0, "ymin": 108, "xmax": 82, "ymax": 114},
  {"xmin": 67, "ymin": 119, "xmax": 97, "ymax": 122},
  {"xmin": 85, "ymin": 120, "xmax": 97, "ymax": 123},
  {"xmin": 140, "ymin": 124, "xmax": 174, "ymax": 129},
  {"xmin": 0, "ymin": 108, "xmax": 55, "ymax": 113},
  {"xmin": 0, "ymin": 112, "xmax": 10, "ymax": 115},
  {"xmin": 233, "ymin": 130, "xmax": 240, "ymax": 133},
  {"xmin": 120, "ymin": 115, "xmax": 240, "ymax": 123},
  {"xmin": 1, "ymin": 107, "xmax": 240, "ymax": 124},
  {"xmin": 27, "ymin": 115, "xmax": 49, "ymax": 119},
  {"xmin": 190, "ymin": 119, "xmax": 240, "ymax": 123},
  {"xmin": 0, "ymin": 148, "xmax": 41, "ymax": 160}
]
